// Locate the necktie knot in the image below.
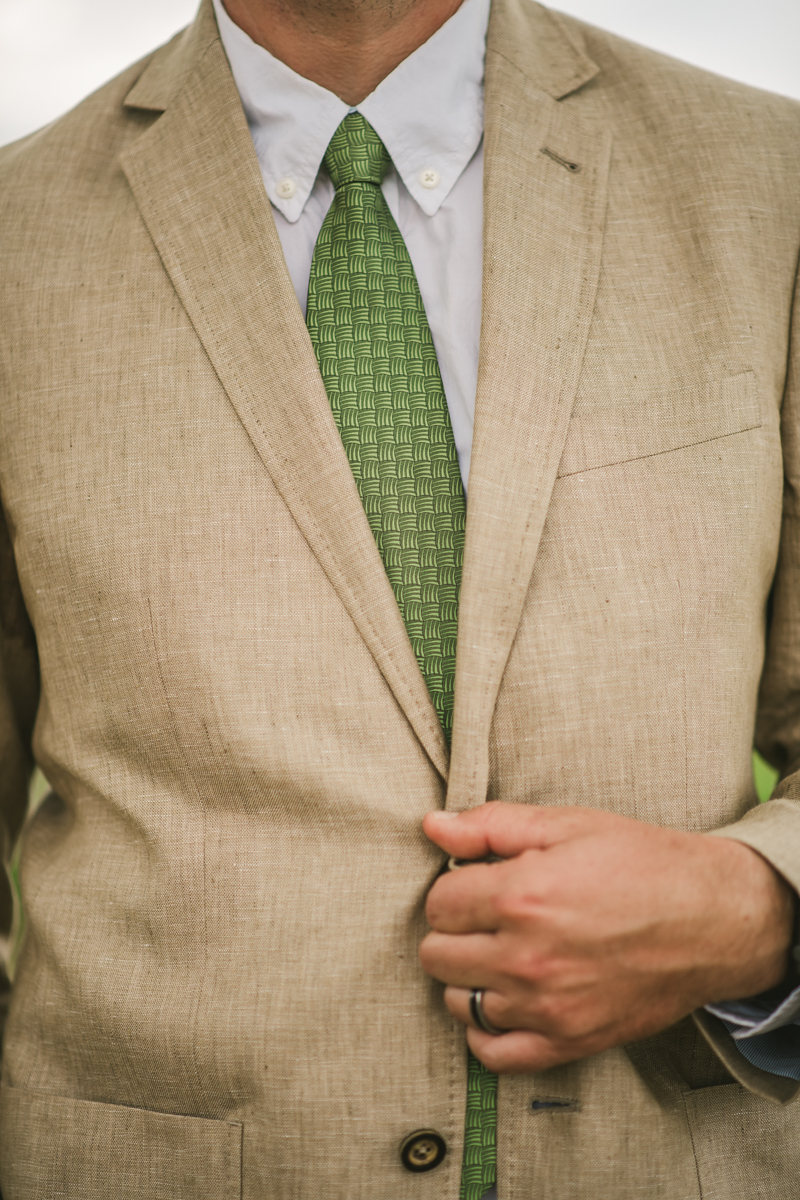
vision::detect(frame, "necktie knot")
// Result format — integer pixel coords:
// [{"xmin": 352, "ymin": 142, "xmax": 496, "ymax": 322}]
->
[{"xmin": 323, "ymin": 113, "xmax": 391, "ymax": 190}]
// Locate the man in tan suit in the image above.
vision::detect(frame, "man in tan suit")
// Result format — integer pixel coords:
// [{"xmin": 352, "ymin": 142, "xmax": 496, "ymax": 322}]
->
[{"xmin": 1, "ymin": 0, "xmax": 800, "ymax": 1194}]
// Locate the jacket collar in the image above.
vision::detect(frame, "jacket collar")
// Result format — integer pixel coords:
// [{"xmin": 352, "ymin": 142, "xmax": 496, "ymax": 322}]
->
[{"xmin": 488, "ymin": 0, "xmax": 598, "ymax": 99}]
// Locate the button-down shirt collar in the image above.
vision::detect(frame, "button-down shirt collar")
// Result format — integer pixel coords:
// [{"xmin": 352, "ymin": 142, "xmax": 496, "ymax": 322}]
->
[{"xmin": 212, "ymin": 0, "xmax": 488, "ymax": 221}]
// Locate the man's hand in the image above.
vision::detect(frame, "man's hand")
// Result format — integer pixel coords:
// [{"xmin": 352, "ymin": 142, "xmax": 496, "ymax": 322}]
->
[{"xmin": 419, "ymin": 803, "xmax": 794, "ymax": 1073}]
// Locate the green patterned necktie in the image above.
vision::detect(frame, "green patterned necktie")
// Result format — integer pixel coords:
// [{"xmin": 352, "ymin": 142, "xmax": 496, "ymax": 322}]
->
[{"xmin": 306, "ymin": 113, "xmax": 496, "ymax": 1200}]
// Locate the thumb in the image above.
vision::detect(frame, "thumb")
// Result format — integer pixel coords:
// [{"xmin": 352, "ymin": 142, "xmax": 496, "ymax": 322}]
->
[{"xmin": 423, "ymin": 802, "xmax": 599, "ymax": 858}]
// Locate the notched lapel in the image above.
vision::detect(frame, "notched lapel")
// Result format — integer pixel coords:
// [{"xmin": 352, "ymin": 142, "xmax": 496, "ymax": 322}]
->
[
  {"xmin": 119, "ymin": 24, "xmax": 449, "ymax": 777},
  {"xmin": 448, "ymin": 0, "xmax": 611, "ymax": 809}
]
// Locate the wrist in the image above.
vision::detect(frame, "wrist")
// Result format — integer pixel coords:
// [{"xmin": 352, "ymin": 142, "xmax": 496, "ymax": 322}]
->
[{"xmin": 705, "ymin": 837, "xmax": 794, "ymax": 1001}]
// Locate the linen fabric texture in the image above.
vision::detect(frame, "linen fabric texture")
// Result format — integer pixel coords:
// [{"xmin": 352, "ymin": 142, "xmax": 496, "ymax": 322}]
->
[
  {"xmin": 216, "ymin": 0, "xmax": 800, "ymax": 1069},
  {"xmin": 2, "ymin": 0, "xmax": 800, "ymax": 1197}
]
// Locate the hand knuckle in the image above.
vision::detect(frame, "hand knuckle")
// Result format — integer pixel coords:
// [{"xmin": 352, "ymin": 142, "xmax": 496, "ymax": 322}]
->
[
  {"xmin": 492, "ymin": 889, "xmax": 526, "ymax": 923},
  {"xmin": 488, "ymin": 994, "xmax": 514, "ymax": 1026},
  {"xmin": 549, "ymin": 1004, "xmax": 594, "ymax": 1042},
  {"xmin": 508, "ymin": 946, "xmax": 549, "ymax": 986}
]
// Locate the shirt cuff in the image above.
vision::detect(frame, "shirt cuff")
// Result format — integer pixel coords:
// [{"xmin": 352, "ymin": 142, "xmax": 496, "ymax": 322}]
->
[
  {"xmin": 706, "ymin": 981, "xmax": 800, "ymax": 1037},
  {"xmin": 704, "ymin": 983, "xmax": 800, "ymax": 1081}
]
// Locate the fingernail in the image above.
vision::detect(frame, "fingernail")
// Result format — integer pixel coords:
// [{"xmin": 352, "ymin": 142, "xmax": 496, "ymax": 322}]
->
[{"xmin": 430, "ymin": 810, "xmax": 460, "ymax": 820}]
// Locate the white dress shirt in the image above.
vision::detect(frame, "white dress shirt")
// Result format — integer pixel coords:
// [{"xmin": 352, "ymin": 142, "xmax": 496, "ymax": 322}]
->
[{"xmin": 212, "ymin": 0, "xmax": 800, "ymax": 1084}]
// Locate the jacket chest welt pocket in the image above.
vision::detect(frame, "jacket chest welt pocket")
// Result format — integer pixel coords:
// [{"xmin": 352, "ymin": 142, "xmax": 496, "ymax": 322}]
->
[
  {"xmin": 0, "ymin": 1086, "xmax": 242, "ymax": 1199},
  {"xmin": 557, "ymin": 370, "xmax": 762, "ymax": 477}
]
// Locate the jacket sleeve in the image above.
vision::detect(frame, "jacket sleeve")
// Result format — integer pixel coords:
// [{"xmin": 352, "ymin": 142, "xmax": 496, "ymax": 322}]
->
[
  {"xmin": 697, "ymin": 257, "xmax": 800, "ymax": 1104},
  {"xmin": 0, "ymin": 500, "xmax": 39, "ymax": 1055}
]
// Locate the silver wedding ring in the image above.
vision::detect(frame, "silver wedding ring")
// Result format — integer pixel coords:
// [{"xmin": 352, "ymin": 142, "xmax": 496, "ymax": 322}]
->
[{"xmin": 469, "ymin": 988, "xmax": 506, "ymax": 1037}]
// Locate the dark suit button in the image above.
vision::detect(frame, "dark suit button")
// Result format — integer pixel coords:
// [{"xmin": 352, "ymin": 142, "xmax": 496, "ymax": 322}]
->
[{"xmin": 399, "ymin": 1129, "xmax": 447, "ymax": 1173}]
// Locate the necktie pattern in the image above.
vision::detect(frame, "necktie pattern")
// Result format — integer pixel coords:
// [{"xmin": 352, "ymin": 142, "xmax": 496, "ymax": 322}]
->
[
  {"xmin": 462, "ymin": 1056, "xmax": 498, "ymax": 1199},
  {"xmin": 306, "ymin": 114, "xmax": 494, "ymax": 1199},
  {"xmin": 306, "ymin": 113, "xmax": 465, "ymax": 739}
]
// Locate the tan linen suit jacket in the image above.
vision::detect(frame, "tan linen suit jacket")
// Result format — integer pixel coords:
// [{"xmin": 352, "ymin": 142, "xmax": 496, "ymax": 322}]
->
[{"xmin": 2, "ymin": 0, "xmax": 800, "ymax": 1195}]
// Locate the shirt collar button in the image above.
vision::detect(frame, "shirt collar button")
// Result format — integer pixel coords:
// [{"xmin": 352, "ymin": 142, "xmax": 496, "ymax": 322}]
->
[{"xmin": 418, "ymin": 168, "xmax": 440, "ymax": 189}]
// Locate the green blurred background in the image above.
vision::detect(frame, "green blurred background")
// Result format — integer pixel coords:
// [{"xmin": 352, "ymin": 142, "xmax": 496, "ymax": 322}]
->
[{"xmin": 753, "ymin": 750, "xmax": 780, "ymax": 805}]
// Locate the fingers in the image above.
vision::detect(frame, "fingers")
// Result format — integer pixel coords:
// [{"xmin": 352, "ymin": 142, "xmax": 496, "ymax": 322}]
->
[
  {"xmin": 425, "ymin": 858, "xmax": 518, "ymax": 933},
  {"xmin": 419, "ymin": 930, "xmax": 507, "ymax": 985},
  {"xmin": 424, "ymin": 847, "xmax": 571, "ymax": 937},
  {"xmin": 445, "ymin": 984, "xmax": 511, "ymax": 1031},
  {"xmin": 443, "ymin": 986, "xmax": 601, "ymax": 1074},
  {"xmin": 466, "ymin": 1027, "xmax": 585, "ymax": 1074},
  {"xmin": 423, "ymin": 802, "xmax": 612, "ymax": 860}
]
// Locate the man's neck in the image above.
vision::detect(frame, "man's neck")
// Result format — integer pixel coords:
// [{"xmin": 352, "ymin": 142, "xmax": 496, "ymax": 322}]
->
[{"xmin": 221, "ymin": 0, "xmax": 465, "ymax": 104}]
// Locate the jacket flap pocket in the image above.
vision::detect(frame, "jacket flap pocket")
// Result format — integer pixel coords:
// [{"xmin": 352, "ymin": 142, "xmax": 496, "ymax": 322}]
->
[
  {"xmin": 0, "ymin": 1086, "xmax": 242, "ymax": 1199},
  {"xmin": 558, "ymin": 370, "xmax": 761, "ymax": 477}
]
